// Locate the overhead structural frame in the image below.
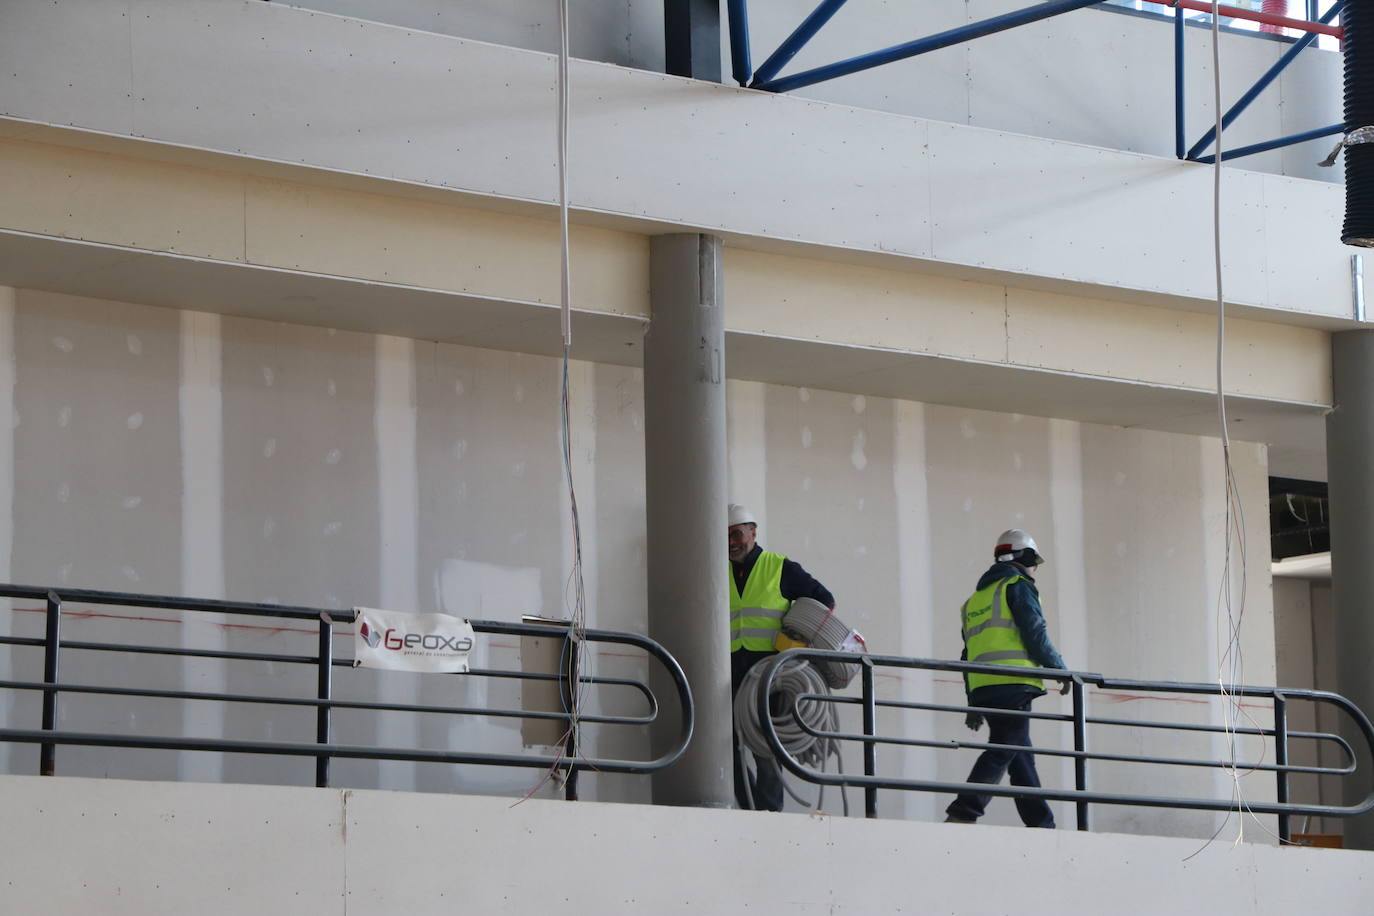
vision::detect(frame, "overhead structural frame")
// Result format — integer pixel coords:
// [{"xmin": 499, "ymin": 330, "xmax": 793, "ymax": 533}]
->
[{"xmin": 724, "ymin": 0, "xmax": 1346, "ymax": 165}]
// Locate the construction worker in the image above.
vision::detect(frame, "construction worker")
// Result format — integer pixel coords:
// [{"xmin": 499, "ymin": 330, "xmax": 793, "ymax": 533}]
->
[
  {"xmin": 728, "ymin": 503, "xmax": 834, "ymax": 811},
  {"xmin": 945, "ymin": 528, "xmax": 1067, "ymax": 828}
]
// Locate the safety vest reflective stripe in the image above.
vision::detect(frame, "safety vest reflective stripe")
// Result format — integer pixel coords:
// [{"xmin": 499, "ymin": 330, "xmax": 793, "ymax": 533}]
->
[
  {"xmin": 729, "ymin": 551, "xmax": 789, "ymax": 652},
  {"xmin": 730, "ymin": 607, "xmax": 785, "ymax": 624},
  {"xmin": 963, "ymin": 581, "xmax": 1015, "ymax": 639},
  {"xmin": 735, "ymin": 626, "xmax": 783, "ymax": 641},
  {"xmin": 962, "ymin": 575, "xmax": 1044, "ymax": 692},
  {"xmin": 971, "ymin": 649, "xmax": 1032, "ymax": 663},
  {"xmin": 962, "ymin": 616, "xmax": 1017, "ymax": 639}
]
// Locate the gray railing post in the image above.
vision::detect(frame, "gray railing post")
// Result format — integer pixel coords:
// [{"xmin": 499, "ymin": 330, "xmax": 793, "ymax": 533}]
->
[
  {"xmin": 40, "ymin": 590, "xmax": 61, "ymax": 776},
  {"xmin": 1274, "ymin": 693, "xmax": 1291, "ymax": 842},
  {"xmin": 862, "ymin": 656, "xmax": 877, "ymax": 818},
  {"xmin": 562, "ymin": 631, "xmax": 580, "ymax": 801},
  {"xmin": 1072, "ymin": 676, "xmax": 1090, "ymax": 831},
  {"xmin": 315, "ymin": 614, "xmax": 333, "ymax": 788}
]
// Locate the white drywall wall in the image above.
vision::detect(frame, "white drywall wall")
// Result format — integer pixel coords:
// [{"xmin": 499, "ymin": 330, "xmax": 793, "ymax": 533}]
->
[{"xmin": 0, "ymin": 287, "xmax": 1291, "ymax": 841}]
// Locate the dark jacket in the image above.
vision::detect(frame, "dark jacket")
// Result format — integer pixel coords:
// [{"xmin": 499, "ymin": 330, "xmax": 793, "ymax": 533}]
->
[
  {"xmin": 963, "ymin": 561, "xmax": 1066, "ymax": 708},
  {"xmin": 730, "ymin": 543, "xmax": 834, "ymax": 690}
]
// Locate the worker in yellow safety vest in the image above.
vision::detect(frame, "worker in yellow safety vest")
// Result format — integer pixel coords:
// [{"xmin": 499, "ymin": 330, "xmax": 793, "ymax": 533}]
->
[
  {"xmin": 945, "ymin": 528, "xmax": 1068, "ymax": 828},
  {"xmin": 728, "ymin": 503, "xmax": 834, "ymax": 811}
]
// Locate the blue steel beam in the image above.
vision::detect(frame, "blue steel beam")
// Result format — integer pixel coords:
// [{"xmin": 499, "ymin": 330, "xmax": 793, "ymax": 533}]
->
[
  {"xmin": 727, "ymin": 0, "xmax": 753, "ymax": 86},
  {"xmin": 752, "ymin": 0, "xmax": 1106, "ymax": 94},
  {"xmin": 750, "ymin": 0, "xmax": 851, "ymax": 88},
  {"xmin": 1192, "ymin": 122, "xmax": 1343, "ymax": 163},
  {"xmin": 1185, "ymin": 0, "xmax": 1343, "ymax": 160}
]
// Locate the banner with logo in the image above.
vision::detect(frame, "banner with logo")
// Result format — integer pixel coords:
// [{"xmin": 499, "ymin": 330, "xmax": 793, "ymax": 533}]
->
[{"xmin": 353, "ymin": 607, "xmax": 476, "ymax": 673}]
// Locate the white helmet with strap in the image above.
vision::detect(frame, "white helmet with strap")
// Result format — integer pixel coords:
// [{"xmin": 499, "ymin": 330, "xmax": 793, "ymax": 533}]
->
[{"xmin": 994, "ymin": 528, "xmax": 1045, "ymax": 566}]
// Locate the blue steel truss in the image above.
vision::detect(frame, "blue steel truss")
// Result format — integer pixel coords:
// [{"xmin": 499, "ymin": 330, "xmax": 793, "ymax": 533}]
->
[
  {"xmin": 1180, "ymin": 1, "xmax": 1344, "ymax": 163},
  {"xmin": 724, "ymin": 0, "xmax": 1345, "ymax": 166}
]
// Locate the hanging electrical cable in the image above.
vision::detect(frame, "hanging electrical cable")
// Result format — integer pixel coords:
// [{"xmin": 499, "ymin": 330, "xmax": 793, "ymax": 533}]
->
[
  {"xmin": 1201, "ymin": 0, "xmax": 1269, "ymax": 851},
  {"xmin": 555, "ymin": 0, "xmax": 591, "ymax": 769},
  {"xmin": 521, "ymin": 0, "xmax": 588, "ymax": 802}
]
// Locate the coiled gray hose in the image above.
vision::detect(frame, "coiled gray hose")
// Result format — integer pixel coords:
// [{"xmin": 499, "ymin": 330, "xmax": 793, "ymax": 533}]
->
[
  {"xmin": 782, "ymin": 597, "xmax": 863, "ymax": 689},
  {"xmin": 734, "ymin": 656, "xmax": 847, "ymax": 813}
]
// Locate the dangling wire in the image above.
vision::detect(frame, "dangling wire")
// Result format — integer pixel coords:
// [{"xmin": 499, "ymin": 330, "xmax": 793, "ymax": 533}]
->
[
  {"xmin": 555, "ymin": 0, "xmax": 590, "ymax": 779},
  {"xmin": 1191, "ymin": 0, "xmax": 1275, "ymax": 856},
  {"xmin": 557, "ymin": 0, "xmax": 573, "ymax": 352},
  {"xmin": 518, "ymin": 0, "xmax": 588, "ymax": 804}
]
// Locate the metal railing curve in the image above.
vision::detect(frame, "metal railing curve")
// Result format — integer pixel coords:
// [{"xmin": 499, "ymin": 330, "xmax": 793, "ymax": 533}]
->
[
  {"xmin": 0, "ymin": 583, "xmax": 693, "ymax": 797},
  {"xmin": 757, "ymin": 648, "xmax": 1374, "ymax": 840}
]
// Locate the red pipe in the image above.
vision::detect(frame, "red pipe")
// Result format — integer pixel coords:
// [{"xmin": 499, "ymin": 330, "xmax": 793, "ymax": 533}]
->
[
  {"xmin": 1260, "ymin": 0, "xmax": 1288, "ymax": 35},
  {"xmin": 1137, "ymin": 0, "xmax": 1344, "ymax": 38}
]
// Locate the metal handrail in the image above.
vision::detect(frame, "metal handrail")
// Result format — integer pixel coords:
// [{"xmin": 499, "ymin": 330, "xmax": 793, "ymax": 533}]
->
[
  {"xmin": 757, "ymin": 648, "xmax": 1374, "ymax": 838},
  {"xmin": 0, "ymin": 583, "xmax": 694, "ymax": 794}
]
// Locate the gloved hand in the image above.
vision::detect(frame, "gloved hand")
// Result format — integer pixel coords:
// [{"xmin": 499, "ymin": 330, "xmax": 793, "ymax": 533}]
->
[
  {"xmin": 964, "ymin": 712, "xmax": 984, "ymax": 731},
  {"xmin": 1058, "ymin": 679, "xmax": 1072, "ymax": 696}
]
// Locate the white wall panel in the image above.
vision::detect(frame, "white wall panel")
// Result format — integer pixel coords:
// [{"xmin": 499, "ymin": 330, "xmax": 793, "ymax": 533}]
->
[
  {"xmin": 927, "ymin": 121, "xmax": 1291, "ymax": 310},
  {"xmin": 0, "ymin": 776, "xmax": 346, "ymax": 916},
  {"xmin": 178, "ymin": 309, "xmax": 227, "ymax": 784},
  {"xmin": 0, "ymin": 140, "xmax": 247, "ymax": 260},
  {"xmin": 2, "ymin": 774, "xmax": 1370, "ymax": 915},
  {"xmin": 128, "ymin": 0, "xmax": 560, "ymax": 201},
  {"xmin": 570, "ymin": 71, "xmax": 935, "ymax": 254},
  {"xmin": 374, "ymin": 333, "xmax": 420, "ymax": 790},
  {"xmin": 892, "ymin": 398, "xmax": 938, "ymax": 823},
  {"xmin": 282, "ymin": 0, "xmax": 656, "ymax": 70},
  {"xmin": 0, "ymin": 0, "xmax": 135, "ymax": 135},
  {"xmin": 1263, "ymin": 171, "xmax": 1358, "ymax": 318},
  {"xmin": 725, "ymin": 379, "xmax": 768, "ymax": 533},
  {"xmin": 725, "ymin": 247, "xmax": 1005, "ymax": 362}
]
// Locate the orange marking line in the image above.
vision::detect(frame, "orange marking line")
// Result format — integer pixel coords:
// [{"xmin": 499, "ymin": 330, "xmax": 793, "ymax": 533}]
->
[
  {"xmin": 926, "ymin": 677, "xmax": 1270, "ymax": 710},
  {"xmin": 5, "ymin": 605, "xmax": 650, "ymax": 657}
]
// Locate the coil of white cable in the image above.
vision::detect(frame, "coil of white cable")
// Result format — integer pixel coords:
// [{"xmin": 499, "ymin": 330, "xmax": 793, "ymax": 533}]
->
[
  {"xmin": 733, "ymin": 656, "xmax": 835, "ymax": 762},
  {"xmin": 782, "ymin": 597, "xmax": 865, "ymax": 688}
]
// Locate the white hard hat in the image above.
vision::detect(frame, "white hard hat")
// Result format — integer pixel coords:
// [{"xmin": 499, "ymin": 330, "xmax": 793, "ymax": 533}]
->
[
  {"xmin": 728, "ymin": 503, "xmax": 757, "ymax": 527},
  {"xmin": 995, "ymin": 528, "xmax": 1045, "ymax": 566}
]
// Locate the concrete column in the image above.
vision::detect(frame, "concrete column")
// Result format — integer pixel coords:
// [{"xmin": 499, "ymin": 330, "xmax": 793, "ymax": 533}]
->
[
  {"xmin": 1326, "ymin": 329, "xmax": 1374, "ymax": 849},
  {"xmin": 645, "ymin": 234, "xmax": 732, "ymax": 808}
]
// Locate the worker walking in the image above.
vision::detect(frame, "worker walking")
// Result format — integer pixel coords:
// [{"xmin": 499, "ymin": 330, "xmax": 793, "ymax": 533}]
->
[
  {"xmin": 727, "ymin": 503, "xmax": 835, "ymax": 811},
  {"xmin": 945, "ymin": 528, "xmax": 1067, "ymax": 828}
]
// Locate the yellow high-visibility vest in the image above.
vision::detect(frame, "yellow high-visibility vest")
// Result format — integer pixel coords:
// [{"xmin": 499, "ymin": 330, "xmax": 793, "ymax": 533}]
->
[
  {"xmin": 961, "ymin": 575, "xmax": 1044, "ymax": 691},
  {"xmin": 729, "ymin": 551, "xmax": 789, "ymax": 652}
]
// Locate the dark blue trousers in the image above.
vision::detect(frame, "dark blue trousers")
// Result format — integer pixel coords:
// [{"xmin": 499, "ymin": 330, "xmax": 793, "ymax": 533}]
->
[
  {"xmin": 732, "ymin": 648, "xmax": 785, "ymax": 811},
  {"xmin": 946, "ymin": 699, "xmax": 1056, "ymax": 828},
  {"xmin": 733, "ymin": 741, "xmax": 784, "ymax": 811}
]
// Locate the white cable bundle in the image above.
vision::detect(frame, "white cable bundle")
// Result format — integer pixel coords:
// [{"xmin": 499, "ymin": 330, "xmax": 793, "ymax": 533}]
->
[
  {"xmin": 782, "ymin": 597, "xmax": 864, "ymax": 689},
  {"xmin": 733, "ymin": 656, "xmax": 835, "ymax": 763}
]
